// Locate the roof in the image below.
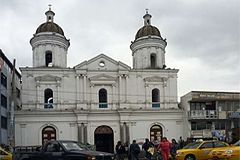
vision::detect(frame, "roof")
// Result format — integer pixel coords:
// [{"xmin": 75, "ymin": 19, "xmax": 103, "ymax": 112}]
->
[{"xmin": 36, "ymin": 22, "xmax": 64, "ymax": 36}]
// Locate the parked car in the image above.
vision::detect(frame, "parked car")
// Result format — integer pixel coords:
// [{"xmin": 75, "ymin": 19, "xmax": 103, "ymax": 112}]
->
[
  {"xmin": 176, "ymin": 140, "xmax": 229, "ymax": 160},
  {"xmin": 13, "ymin": 140, "xmax": 114, "ymax": 160},
  {"xmin": 208, "ymin": 140, "xmax": 240, "ymax": 160},
  {"xmin": 0, "ymin": 146, "xmax": 12, "ymax": 160}
]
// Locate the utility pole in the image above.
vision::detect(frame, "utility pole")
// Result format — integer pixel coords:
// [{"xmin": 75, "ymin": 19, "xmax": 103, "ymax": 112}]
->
[{"xmin": 9, "ymin": 59, "xmax": 16, "ymax": 147}]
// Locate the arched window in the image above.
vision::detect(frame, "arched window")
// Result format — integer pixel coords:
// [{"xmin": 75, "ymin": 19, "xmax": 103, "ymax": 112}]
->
[
  {"xmin": 150, "ymin": 125, "xmax": 162, "ymax": 143},
  {"xmin": 99, "ymin": 88, "xmax": 107, "ymax": 108},
  {"xmin": 150, "ymin": 54, "xmax": 156, "ymax": 68},
  {"xmin": 44, "ymin": 88, "xmax": 53, "ymax": 108},
  {"xmin": 152, "ymin": 88, "xmax": 160, "ymax": 108},
  {"xmin": 45, "ymin": 51, "xmax": 52, "ymax": 67},
  {"xmin": 42, "ymin": 126, "xmax": 56, "ymax": 144}
]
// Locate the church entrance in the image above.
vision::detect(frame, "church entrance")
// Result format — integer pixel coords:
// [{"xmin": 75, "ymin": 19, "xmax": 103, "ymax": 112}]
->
[
  {"xmin": 94, "ymin": 125, "xmax": 114, "ymax": 153},
  {"xmin": 42, "ymin": 126, "xmax": 56, "ymax": 144},
  {"xmin": 150, "ymin": 125, "xmax": 162, "ymax": 145}
]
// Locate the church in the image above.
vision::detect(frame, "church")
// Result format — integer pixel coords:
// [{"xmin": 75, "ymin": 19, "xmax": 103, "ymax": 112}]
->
[{"xmin": 15, "ymin": 7, "xmax": 183, "ymax": 153}]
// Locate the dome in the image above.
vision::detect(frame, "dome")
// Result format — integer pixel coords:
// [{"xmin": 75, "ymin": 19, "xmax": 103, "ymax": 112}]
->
[
  {"xmin": 135, "ymin": 25, "xmax": 161, "ymax": 40},
  {"xmin": 35, "ymin": 6, "xmax": 64, "ymax": 36},
  {"xmin": 36, "ymin": 22, "xmax": 64, "ymax": 36}
]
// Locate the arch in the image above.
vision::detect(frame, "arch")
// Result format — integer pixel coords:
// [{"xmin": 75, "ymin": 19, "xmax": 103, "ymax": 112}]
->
[
  {"xmin": 150, "ymin": 53, "xmax": 156, "ymax": 68},
  {"xmin": 44, "ymin": 88, "xmax": 53, "ymax": 108},
  {"xmin": 42, "ymin": 126, "xmax": 56, "ymax": 145},
  {"xmin": 45, "ymin": 51, "xmax": 52, "ymax": 67},
  {"xmin": 99, "ymin": 88, "xmax": 108, "ymax": 108},
  {"xmin": 152, "ymin": 88, "xmax": 160, "ymax": 108},
  {"xmin": 150, "ymin": 124, "xmax": 163, "ymax": 144},
  {"xmin": 94, "ymin": 125, "xmax": 114, "ymax": 153}
]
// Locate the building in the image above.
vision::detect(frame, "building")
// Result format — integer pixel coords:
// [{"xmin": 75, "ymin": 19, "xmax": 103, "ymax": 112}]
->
[
  {"xmin": 180, "ymin": 91, "xmax": 240, "ymax": 142},
  {"xmin": 0, "ymin": 49, "xmax": 21, "ymax": 145},
  {"xmin": 15, "ymin": 7, "xmax": 183, "ymax": 152}
]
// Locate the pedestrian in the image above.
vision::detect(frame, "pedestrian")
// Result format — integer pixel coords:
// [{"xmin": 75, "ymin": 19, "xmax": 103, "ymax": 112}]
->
[
  {"xmin": 129, "ymin": 140, "xmax": 140, "ymax": 160},
  {"xmin": 178, "ymin": 136, "xmax": 184, "ymax": 149},
  {"xmin": 170, "ymin": 139, "xmax": 179, "ymax": 160},
  {"xmin": 157, "ymin": 137, "xmax": 171, "ymax": 160},
  {"xmin": 142, "ymin": 138, "xmax": 154, "ymax": 160},
  {"xmin": 115, "ymin": 141, "xmax": 126, "ymax": 160}
]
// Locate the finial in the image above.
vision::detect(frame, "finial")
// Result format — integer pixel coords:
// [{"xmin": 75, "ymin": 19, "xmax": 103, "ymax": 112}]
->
[
  {"xmin": 48, "ymin": 4, "xmax": 52, "ymax": 11},
  {"xmin": 146, "ymin": 8, "xmax": 149, "ymax": 14}
]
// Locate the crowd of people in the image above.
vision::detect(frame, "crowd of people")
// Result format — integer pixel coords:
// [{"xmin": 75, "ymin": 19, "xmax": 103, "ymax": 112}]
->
[{"xmin": 115, "ymin": 137, "xmax": 186, "ymax": 160}]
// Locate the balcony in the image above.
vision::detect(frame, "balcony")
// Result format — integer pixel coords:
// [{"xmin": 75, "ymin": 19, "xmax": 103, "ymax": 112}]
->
[
  {"xmin": 152, "ymin": 102, "xmax": 160, "ymax": 108},
  {"xmin": 99, "ymin": 103, "xmax": 108, "ymax": 108},
  {"xmin": 188, "ymin": 110, "xmax": 218, "ymax": 119}
]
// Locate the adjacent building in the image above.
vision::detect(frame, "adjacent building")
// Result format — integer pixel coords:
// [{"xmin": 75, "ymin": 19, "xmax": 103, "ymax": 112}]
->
[
  {"xmin": 180, "ymin": 91, "xmax": 240, "ymax": 142},
  {"xmin": 15, "ymin": 8, "xmax": 183, "ymax": 152},
  {"xmin": 0, "ymin": 49, "xmax": 21, "ymax": 145}
]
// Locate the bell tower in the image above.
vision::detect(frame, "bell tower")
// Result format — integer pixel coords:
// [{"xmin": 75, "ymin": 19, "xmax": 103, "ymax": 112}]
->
[
  {"xmin": 130, "ymin": 10, "xmax": 167, "ymax": 69},
  {"xmin": 30, "ymin": 5, "xmax": 70, "ymax": 68}
]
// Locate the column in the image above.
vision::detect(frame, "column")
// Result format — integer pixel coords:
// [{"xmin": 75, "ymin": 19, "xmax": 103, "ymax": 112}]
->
[
  {"xmin": 125, "ymin": 75, "xmax": 128, "ymax": 102},
  {"xmin": 20, "ymin": 124, "xmax": 26, "ymax": 145},
  {"xmin": 83, "ymin": 75, "xmax": 87, "ymax": 102},
  {"xmin": 163, "ymin": 79, "xmax": 167, "ymax": 108},
  {"xmin": 56, "ymin": 81, "xmax": 60, "ymax": 109},
  {"xmin": 90, "ymin": 84, "xmax": 94, "ymax": 109},
  {"xmin": 112, "ymin": 84, "xmax": 116, "ymax": 109},
  {"xmin": 36, "ymin": 82, "xmax": 40, "ymax": 109},
  {"xmin": 78, "ymin": 123, "xmax": 85, "ymax": 143},
  {"xmin": 118, "ymin": 75, "xmax": 121, "ymax": 103},
  {"xmin": 76, "ymin": 75, "xmax": 80, "ymax": 102},
  {"xmin": 145, "ymin": 84, "xmax": 149, "ymax": 108}
]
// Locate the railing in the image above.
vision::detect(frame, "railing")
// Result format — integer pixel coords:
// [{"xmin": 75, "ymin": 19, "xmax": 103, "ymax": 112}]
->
[
  {"xmin": 99, "ymin": 103, "xmax": 108, "ymax": 108},
  {"xmin": 188, "ymin": 110, "xmax": 218, "ymax": 119},
  {"xmin": 152, "ymin": 102, "xmax": 160, "ymax": 108},
  {"xmin": 44, "ymin": 103, "xmax": 54, "ymax": 109}
]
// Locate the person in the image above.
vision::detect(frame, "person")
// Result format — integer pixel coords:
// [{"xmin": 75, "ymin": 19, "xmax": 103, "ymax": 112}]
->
[
  {"xmin": 178, "ymin": 136, "xmax": 184, "ymax": 149},
  {"xmin": 170, "ymin": 139, "xmax": 179, "ymax": 160},
  {"xmin": 142, "ymin": 138, "xmax": 154, "ymax": 160},
  {"xmin": 129, "ymin": 140, "xmax": 140, "ymax": 160},
  {"xmin": 115, "ymin": 141, "xmax": 126, "ymax": 160},
  {"xmin": 157, "ymin": 137, "xmax": 172, "ymax": 160}
]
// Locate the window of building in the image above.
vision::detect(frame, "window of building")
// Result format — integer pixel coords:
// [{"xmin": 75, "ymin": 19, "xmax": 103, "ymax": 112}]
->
[
  {"xmin": 45, "ymin": 51, "xmax": 53, "ymax": 67},
  {"xmin": 191, "ymin": 121, "xmax": 212, "ymax": 130},
  {"xmin": 233, "ymin": 101, "xmax": 240, "ymax": 111},
  {"xmin": 1, "ymin": 73, "xmax": 7, "ymax": 88},
  {"xmin": 1, "ymin": 116, "xmax": 7, "ymax": 129},
  {"xmin": 215, "ymin": 121, "xmax": 226, "ymax": 130},
  {"xmin": 152, "ymin": 88, "xmax": 160, "ymax": 108},
  {"xmin": 99, "ymin": 88, "xmax": 107, "ymax": 108},
  {"xmin": 150, "ymin": 54, "xmax": 156, "ymax": 68},
  {"xmin": 1, "ymin": 94, "xmax": 7, "ymax": 108},
  {"xmin": 44, "ymin": 88, "xmax": 53, "ymax": 108}
]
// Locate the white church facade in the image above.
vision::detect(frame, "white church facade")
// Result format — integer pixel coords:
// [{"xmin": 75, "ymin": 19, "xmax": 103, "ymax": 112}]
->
[{"xmin": 15, "ymin": 8, "xmax": 183, "ymax": 153}]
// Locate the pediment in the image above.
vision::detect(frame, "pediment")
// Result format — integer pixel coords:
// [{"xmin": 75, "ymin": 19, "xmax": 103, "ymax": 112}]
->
[
  {"xmin": 89, "ymin": 74, "xmax": 117, "ymax": 81},
  {"xmin": 35, "ymin": 75, "xmax": 62, "ymax": 82},
  {"xmin": 144, "ymin": 76, "xmax": 167, "ymax": 82},
  {"xmin": 74, "ymin": 54, "xmax": 131, "ymax": 71},
  {"xmin": 89, "ymin": 73, "xmax": 117, "ymax": 85}
]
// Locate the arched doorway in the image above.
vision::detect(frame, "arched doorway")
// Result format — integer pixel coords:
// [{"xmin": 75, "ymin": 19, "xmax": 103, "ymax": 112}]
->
[
  {"xmin": 42, "ymin": 126, "xmax": 56, "ymax": 144},
  {"xmin": 94, "ymin": 125, "xmax": 114, "ymax": 153},
  {"xmin": 150, "ymin": 125, "xmax": 162, "ymax": 145}
]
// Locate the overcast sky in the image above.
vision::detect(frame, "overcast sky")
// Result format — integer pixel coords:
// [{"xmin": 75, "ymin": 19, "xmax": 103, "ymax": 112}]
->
[{"xmin": 0, "ymin": 0, "xmax": 239, "ymax": 98}]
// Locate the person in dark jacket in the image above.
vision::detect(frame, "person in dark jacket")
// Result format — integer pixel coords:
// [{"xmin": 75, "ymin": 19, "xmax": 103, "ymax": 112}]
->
[
  {"xmin": 115, "ymin": 141, "xmax": 126, "ymax": 160},
  {"xmin": 129, "ymin": 140, "xmax": 140, "ymax": 160},
  {"xmin": 142, "ymin": 138, "xmax": 154, "ymax": 160},
  {"xmin": 170, "ymin": 139, "xmax": 179, "ymax": 160}
]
